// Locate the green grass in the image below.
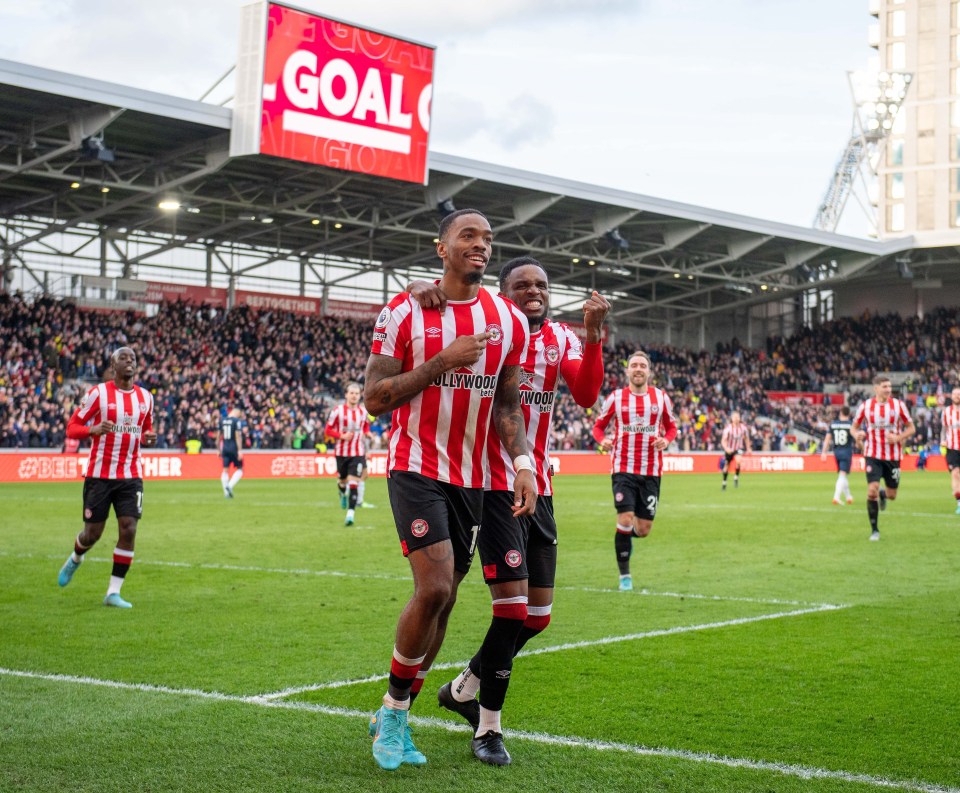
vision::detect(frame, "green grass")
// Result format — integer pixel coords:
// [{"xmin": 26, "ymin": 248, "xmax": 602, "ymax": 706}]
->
[{"xmin": 1, "ymin": 471, "xmax": 958, "ymax": 792}]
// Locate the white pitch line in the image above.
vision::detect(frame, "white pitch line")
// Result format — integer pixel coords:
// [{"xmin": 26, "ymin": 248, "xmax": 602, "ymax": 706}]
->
[
  {"xmin": 0, "ymin": 551, "xmax": 836, "ymax": 607},
  {"xmin": 0, "ymin": 666, "xmax": 953, "ymax": 793},
  {"xmin": 256, "ymin": 604, "xmax": 847, "ymax": 701}
]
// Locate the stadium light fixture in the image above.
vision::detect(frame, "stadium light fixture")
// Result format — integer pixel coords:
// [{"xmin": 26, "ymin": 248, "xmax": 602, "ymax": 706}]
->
[
  {"xmin": 572, "ymin": 257, "xmax": 580, "ymax": 263},
  {"xmin": 259, "ymin": 215, "xmax": 274, "ymax": 224},
  {"xmin": 100, "ymin": 186, "xmax": 110, "ymax": 194},
  {"xmin": 69, "ymin": 181, "xmax": 80, "ymax": 189},
  {"xmin": 158, "ymin": 199, "xmax": 181, "ymax": 211},
  {"xmin": 673, "ymin": 272, "xmax": 681, "ymax": 279},
  {"xmin": 587, "ymin": 259, "xmax": 596, "ymax": 266},
  {"xmin": 334, "ymin": 222, "xmax": 343, "ymax": 229},
  {"xmin": 310, "ymin": 218, "xmax": 321, "ymax": 225}
]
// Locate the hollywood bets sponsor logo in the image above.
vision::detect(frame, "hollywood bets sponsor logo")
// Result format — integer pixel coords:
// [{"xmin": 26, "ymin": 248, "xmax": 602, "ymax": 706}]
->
[
  {"xmin": 520, "ymin": 388, "xmax": 555, "ymax": 413},
  {"xmin": 433, "ymin": 368, "xmax": 497, "ymax": 398},
  {"xmin": 485, "ymin": 323, "xmax": 503, "ymax": 345},
  {"xmin": 505, "ymin": 549, "xmax": 522, "ymax": 568},
  {"xmin": 411, "ymin": 518, "xmax": 429, "ymax": 538},
  {"xmin": 543, "ymin": 345, "xmax": 560, "ymax": 365}
]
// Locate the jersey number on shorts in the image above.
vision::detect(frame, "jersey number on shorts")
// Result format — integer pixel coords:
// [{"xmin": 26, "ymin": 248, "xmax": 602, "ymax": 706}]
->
[
  {"xmin": 646, "ymin": 495, "xmax": 658, "ymax": 517},
  {"xmin": 469, "ymin": 524, "xmax": 480, "ymax": 555}
]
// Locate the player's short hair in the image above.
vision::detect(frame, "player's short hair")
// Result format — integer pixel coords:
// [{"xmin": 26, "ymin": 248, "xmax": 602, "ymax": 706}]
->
[
  {"xmin": 110, "ymin": 346, "xmax": 135, "ymax": 364},
  {"xmin": 345, "ymin": 381, "xmax": 361, "ymax": 394},
  {"xmin": 873, "ymin": 374, "xmax": 891, "ymax": 386},
  {"xmin": 627, "ymin": 350, "xmax": 650, "ymax": 367},
  {"xmin": 499, "ymin": 256, "xmax": 544, "ymax": 291},
  {"xmin": 839, "ymin": 405, "xmax": 851, "ymax": 417},
  {"xmin": 438, "ymin": 208, "xmax": 489, "ymax": 242}
]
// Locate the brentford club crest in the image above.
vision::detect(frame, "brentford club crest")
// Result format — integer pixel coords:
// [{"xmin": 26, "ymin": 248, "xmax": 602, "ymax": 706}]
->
[
  {"xmin": 411, "ymin": 518, "xmax": 429, "ymax": 537},
  {"xmin": 375, "ymin": 307, "xmax": 391, "ymax": 328},
  {"xmin": 544, "ymin": 345, "xmax": 560, "ymax": 364},
  {"xmin": 485, "ymin": 323, "xmax": 503, "ymax": 345},
  {"xmin": 84, "ymin": 508, "xmax": 93, "ymax": 519},
  {"xmin": 615, "ymin": 491, "xmax": 624, "ymax": 503},
  {"xmin": 505, "ymin": 549, "xmax": 522, "ymax": 567}
]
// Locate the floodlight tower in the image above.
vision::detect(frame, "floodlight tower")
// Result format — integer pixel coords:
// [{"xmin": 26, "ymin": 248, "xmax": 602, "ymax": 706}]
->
[{"xmin": 813, "ymin": 70, "xmax": 911, "ymax": 234}]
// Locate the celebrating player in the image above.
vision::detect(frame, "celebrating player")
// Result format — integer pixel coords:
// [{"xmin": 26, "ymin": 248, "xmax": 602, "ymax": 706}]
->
[
  {"xmin": 413, "ymin": 256, "xmax": 608, "ymax": 765},
  {"xmin": 363, "ymin": 209, "xmax": 535, "ymax": 771},
  {"xmin": 324, "ymin": 381, "xmax": 371, "ymax": 526},
  {"xmin": 821, "ymin": 405, "xmax": 855, "ymax": 505},
  {"xmin": 593, "ymin": 351, "xmax": 677, "ymax": 591},
  {"xmin": 852, "ymin": 375, "xmax": 916, "ymax": 540},
  {"xmin": 720, "ymin": 411, "xmax": 748, "ymax": 490},
  {"xmin": 57, "ymin": 347, "xmax": 156, "ymax": 608},
  {"xmin": 216, "ymin": 407, "xmax": 245, "ymax": 498},
  {"xmin": 940, "ymin": 386, "xmax": 960, "ymax": 514}
]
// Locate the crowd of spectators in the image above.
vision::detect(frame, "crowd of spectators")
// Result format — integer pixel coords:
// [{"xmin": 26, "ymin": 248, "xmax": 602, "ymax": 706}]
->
[{"xmin": 2, "ymin": 291, "xmax": 958, "ymax": 454}]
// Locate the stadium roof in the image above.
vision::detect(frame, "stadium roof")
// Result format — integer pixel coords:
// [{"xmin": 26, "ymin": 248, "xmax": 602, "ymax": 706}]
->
[{"xmin": 0, "ymin": 57, "xmax": 939, "ymax": 332}]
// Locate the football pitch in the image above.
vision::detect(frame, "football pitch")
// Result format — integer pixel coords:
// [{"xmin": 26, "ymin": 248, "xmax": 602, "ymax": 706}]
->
[{"xmin": 1, "ymin": 470, "xmax": 958, "ymax": 793}]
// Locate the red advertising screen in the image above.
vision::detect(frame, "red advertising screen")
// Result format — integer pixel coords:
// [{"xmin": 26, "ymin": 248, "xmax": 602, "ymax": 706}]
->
[{"xmin": 258, "ymin": 4, "xmax": 434, "ymax": 183}]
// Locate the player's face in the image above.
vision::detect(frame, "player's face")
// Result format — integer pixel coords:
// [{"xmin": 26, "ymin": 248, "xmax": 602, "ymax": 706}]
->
[
  {"xmin": 345, "ymin": 386, "xmax": 361, "ymax": 406},
  {"xmin": 502, "ymin": 264, "xmax": 549, "ymax": 328},
  {"xmin": 438, "ymin": 214, "xmax": 492, "ymax": 283},
  {"xmin": 731, "ymin": 412, "xmax": 741, "ymax": 425},
  {"xmin": 626, "ymin": 355, "xmax": 649, "ymax": 388},
  {"xmin": 113, "ymin": 349, "xmax": 137, "ymax": 380},
  {"xmin": 952, "ymin": 388, "xmax": 960, "ymax": 406},
  {"xmin": 874, "ymin": 380, "xmax": 892, "ymax": 401}
]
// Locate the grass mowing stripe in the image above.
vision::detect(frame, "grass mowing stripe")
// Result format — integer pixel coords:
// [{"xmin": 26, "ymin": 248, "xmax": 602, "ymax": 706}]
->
[
  {"xmin": 256, "ymin": 604, "xmax": 847, "ymax": 700},
  {"xmin": 1, "ymin": 666, "xmax": 952, "ymax": 793},
  {"xmin": 0, "ymin": 550, "xmax": 838, "ymax": 607}
]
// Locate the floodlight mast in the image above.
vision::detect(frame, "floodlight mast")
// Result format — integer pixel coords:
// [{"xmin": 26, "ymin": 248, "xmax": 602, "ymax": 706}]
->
[{"xmin": 813, "ymin": 70, "xmax": 911, "ymax": 234}]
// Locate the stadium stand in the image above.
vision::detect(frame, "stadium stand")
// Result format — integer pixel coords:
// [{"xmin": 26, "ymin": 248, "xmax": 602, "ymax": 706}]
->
[{"xmin": 1, "ymin": 292, "xmax": 954, "ymax": 454}]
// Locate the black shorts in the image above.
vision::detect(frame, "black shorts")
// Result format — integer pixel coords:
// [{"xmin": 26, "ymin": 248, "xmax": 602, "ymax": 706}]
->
[
  {"xmin": 724, "ymin": 451, "xmax": 739, "ymax": 465},
  {"xmin": 82, "ymin": 477, "xmax": 143, "ymax": 524},
  {"xmin": 833, "ymin": 449, "xmax": 853, "ymax": 474},
  {"xmin": 387, "ymin": 470, "xmax": 482, "ymax": 574},
  {"xmin": 612, "ymin": 473, "xmax": 661, "ymax": 520},
  {"xmin": 221, "ymin": 450, "xmax": 243, "ymax": 469},
  {"xmin": 479, "ymin": 492, "xmax": 558, "ymax": 587},
  {"xmin": 864, "ymin": 458, "xmax": 901, "ymax": 489},
  {"xmin": 947, "ymin": 449, "xmax": 960, "ymax": 471},
  {"xmin": 336, "ymin": 455, "xmax": 366, "ymax": 480}
]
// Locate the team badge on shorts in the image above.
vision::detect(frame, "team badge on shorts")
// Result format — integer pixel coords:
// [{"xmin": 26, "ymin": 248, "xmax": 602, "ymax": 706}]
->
[
  {"xmin": 505, "ymin": 549, "xmax": 523, "ymax": 567},
  {"xmin": 375, "ymin": 307, "xmax": 391, "ymax": 328},
  {"xmin": 485, "ymin": 323, "xmax": 503, "ymax": 344},
  {"xmin": 615, "ymin": 491, "xmax": 624, "ymax": 503},
  {"xmin": 411, "ymin": 518, "xmax": 429, "ymax": 538},
  {"xmin": 84, "ymin": 508, "xmax": 93, "ymax": 519},
  {"xmin": 865, "ymin": 464, "xmax": 873, "ymax": 474},
  {"xmin": 544, "ymin": 345, "xmax": 559, "ymax": 364}
]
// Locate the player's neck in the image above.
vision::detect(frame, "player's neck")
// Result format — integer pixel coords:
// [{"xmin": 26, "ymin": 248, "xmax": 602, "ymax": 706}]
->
[
  {"xmin": 113, "ymin": 376, "xmax": 134, "ymax": 391},
  {"xmin": 628, "ymin": 383, "xmax": 647, "ymax": 395}
]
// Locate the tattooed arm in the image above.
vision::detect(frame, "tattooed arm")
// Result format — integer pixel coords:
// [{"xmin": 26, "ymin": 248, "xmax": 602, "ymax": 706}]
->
[
  {"xmin": 493, "ymin": 364, "xmax": 537, "ymax": 517},
  {"xmin": 364, "ymin": 332, "xmax": 492, "ymax": 417}
]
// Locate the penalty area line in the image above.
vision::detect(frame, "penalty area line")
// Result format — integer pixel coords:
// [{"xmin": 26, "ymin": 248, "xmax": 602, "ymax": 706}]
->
[
  {"xmin": 0, "ymin": 666, "xmax": 952, "ymax": 793},
  {"xmin": 0, "ymin": 551, "xmax": 836, "ymax": 607},
  {"xmin": 256, "ymin": 604, "xmax": 849, "ymax": 701}
]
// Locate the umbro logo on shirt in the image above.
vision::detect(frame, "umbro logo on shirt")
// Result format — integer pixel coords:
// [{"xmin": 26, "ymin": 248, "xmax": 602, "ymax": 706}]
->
[{"xmin": 426, "ymin": 327, "xmax": 443, "ymax": 338}]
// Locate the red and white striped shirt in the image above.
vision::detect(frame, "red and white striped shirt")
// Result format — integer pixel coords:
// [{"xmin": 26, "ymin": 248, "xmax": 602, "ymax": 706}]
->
[
  {"xmin": 942, "ymin": 404, "xmax": 960, "ymax": 451},
  {"xmin": 721, "ymin": 422, "xmax": 748, "ymax": 453},
  {"xmin": 486, "ymin": 320, "xmax": 582, "ymax": 496},
  {"xmin": 853, "ymin": 397, "xmax": 912, "ymax": 461},
  {"xmin": 69, "ymin": 381, "xmax": 154, "ymax": 479},
  {"xmin": 324, "ymin": 404, "xmax": 369, "ymax": 457},
  {"xmin": 593, "ymin": 386, "xmax": 677, "ymax": 476},
  {"xmin": 371, "ymin": 289, "xmax": 529, "ymax": 488}
]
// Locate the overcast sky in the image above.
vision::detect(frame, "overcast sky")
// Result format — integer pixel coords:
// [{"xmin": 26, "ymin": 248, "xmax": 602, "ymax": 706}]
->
[{"xmin": 0, "ymin": 0, "xmax": 873, "ymax": 234}]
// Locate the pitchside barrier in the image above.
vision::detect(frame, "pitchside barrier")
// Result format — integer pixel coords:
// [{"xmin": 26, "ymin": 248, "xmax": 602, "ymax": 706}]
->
[{"xmin": 0, "ymin": 451, "xmax": 944, "ymax": 483}]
